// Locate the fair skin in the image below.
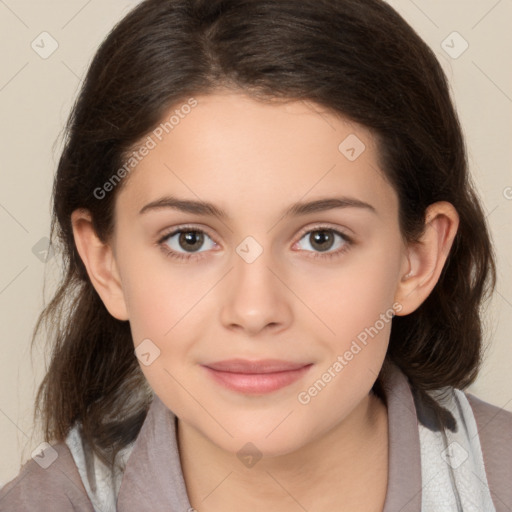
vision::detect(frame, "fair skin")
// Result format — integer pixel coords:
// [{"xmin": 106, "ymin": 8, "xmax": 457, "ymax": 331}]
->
[{"xmin": 71, "ymin": 91, "xmax": 459, "ymax": 511}]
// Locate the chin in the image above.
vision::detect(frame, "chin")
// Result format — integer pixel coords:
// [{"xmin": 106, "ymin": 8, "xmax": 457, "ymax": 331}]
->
[{"xmin": 222, "ymin": 425, "xmax": 307, "ymax": 459}]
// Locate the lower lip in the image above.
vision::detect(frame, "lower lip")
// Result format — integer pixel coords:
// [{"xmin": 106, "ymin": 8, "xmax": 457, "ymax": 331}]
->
[{"xmin": 202, "ymin": 364, "xmax": 313, "ymax": 394}]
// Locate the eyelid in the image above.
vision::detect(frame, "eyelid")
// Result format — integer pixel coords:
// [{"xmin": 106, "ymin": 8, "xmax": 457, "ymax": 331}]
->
[
  {"xmin": 294, "ymin": 222, "xmax": 354, "ymax": 243},
  {"xmin": 156, "ymin": 223, "xmax": 219, "ymax": 245}
]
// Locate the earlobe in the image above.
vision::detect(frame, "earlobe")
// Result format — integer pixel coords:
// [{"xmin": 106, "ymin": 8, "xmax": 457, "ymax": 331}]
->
[
  {"xmin": 71, "ymin": 209, "xmax": 129, "ymax": 321},
  {"xmin": 394, "ymin": 201, "xmax": 459, "ymax": 316}
]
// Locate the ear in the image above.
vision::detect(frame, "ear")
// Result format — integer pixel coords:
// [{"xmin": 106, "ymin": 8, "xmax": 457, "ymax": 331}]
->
[
  {"xmin": 394, "ymin": 201, "xmax": 459, "ymax": 316},
  {"xmin": 71, "ymin": 208, "xmax": 129, "ymax": 321}
]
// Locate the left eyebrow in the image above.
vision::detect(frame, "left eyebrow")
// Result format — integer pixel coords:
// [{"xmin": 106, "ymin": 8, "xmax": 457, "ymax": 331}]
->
[
  {"xmin": 283, "ymin": 197, "xmax": 377, "ymax": 218},
  {"xmin": 138, "ymin": 195, "xmax": 377, "ymax": 220}
]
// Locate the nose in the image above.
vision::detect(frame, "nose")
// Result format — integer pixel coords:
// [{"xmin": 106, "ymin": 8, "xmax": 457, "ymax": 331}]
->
[{"xmin": 219, "ymin": 247, "xmax": 293, "ymax": 336}]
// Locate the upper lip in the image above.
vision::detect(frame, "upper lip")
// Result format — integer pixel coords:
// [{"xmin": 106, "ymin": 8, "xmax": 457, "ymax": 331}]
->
[{"xmin": 203, "ymin": 359, "xmax": 312, "ymax": 374}]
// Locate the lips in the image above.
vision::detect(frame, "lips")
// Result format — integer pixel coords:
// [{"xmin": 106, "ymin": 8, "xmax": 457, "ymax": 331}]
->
[
  {"xmin": 204, "ymin": 358, "xmax": 311, "ymax": 373},
  {"xmin": 201, "ymin": 359, "xmax": 313, "ymax": 394}
]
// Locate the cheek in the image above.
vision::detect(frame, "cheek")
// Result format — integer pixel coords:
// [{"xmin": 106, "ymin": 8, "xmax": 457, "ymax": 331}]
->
[
  {"xmin": 119, "ymin": 251, "xmax": 215, "ymax": 400},
  {"xmin": 301, "ymin": 236, "xmax": 402, "ymax": 348},
  {"xmin": 123, "ymin": 278, "xmax": 170, "ymax": 343},
  {"xmin": 293, "ymin": 246, "xmax": 400, "ymax": 427},
  {"xmin": 120, "ymin": 248, "xmax": 211, "ymax": 342},
  {"xmin": 122, "ymin": 265, "xmax": 201, "ymax": 406}
]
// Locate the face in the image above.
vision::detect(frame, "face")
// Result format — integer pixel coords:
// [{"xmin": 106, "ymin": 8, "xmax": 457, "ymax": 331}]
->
[{"xmin": 111, "ymin": 91, "xmax": 407, "ymax": 456}]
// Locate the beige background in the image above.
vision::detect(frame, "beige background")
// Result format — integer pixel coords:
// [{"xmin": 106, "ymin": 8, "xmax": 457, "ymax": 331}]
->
[{"xmin": 0, "ymin": 0, "xmax": 511, "ymax": 486}]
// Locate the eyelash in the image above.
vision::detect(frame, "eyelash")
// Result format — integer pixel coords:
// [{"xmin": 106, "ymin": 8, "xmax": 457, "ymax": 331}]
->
[{"xmin": 156, "ymin": 224, "xmax": 353, "ymax": 262}]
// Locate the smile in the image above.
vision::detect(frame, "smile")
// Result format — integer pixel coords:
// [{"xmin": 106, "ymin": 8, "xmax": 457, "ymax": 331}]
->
[{"xmin": 201, "ymin": 359, "xmax": 314, "ymax": 394}]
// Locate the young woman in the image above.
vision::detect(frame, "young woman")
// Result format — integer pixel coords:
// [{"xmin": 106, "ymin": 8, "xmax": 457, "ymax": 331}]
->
[{"xmin": 1, "ymin": 0, "xmax": 510, "ymax": 511}]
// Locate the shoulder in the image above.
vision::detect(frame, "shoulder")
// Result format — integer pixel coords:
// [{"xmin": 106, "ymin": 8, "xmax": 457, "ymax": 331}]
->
[
  {"xmin": 466, "ymin": 391, "xmax": 512, "ymax": 434},
  {"xmin": 0, "ymin": 441, "xmax": 94, "ymax": 512},
  {"xmin": 465, "ymin": 391, "xmax": 512, "ymax": 509}
]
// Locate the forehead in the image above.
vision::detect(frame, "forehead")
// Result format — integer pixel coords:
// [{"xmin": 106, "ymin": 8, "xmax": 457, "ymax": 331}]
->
[{"xmin": 115, "ymin": 92, "xmax": 397, "ymax": 223}]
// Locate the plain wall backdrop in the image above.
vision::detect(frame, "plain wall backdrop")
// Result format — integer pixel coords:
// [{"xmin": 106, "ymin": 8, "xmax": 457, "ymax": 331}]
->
[{"xmin": 0, "ymin": 0, "xmax": 511, "ymax": 486}]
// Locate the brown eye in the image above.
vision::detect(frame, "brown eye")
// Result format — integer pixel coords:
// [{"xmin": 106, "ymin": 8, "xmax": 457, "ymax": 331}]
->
[
  {"xmin": 309, "ymin": 230, "xmax": 335, "ymax": 252},
  {"xmin": 178, "ymin": 231, "xmax": 205, "ymax": 252},
  {"xmin": 296, "ymin": 228, "xmax": 350, "ymax": 256},
  {"xmin": 162, "ymin": 229, "xmax": 216, "ymax": 255}
]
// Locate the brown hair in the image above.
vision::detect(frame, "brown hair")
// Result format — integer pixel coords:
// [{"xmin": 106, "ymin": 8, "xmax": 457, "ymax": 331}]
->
[{"xmin": 32, "ymin": 0, "xmax": 496, "ymax": 466}]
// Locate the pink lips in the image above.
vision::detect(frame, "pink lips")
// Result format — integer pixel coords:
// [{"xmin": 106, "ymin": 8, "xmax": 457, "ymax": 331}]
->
[{"xmin": 202, "ymin": 359, "xmax": 313, "ymax": 394}]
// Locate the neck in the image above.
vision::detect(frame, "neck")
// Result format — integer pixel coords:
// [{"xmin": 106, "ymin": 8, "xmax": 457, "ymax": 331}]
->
[{"xmin": 177, "ymin": 392, "xmax": 389, "ymax": 512}]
